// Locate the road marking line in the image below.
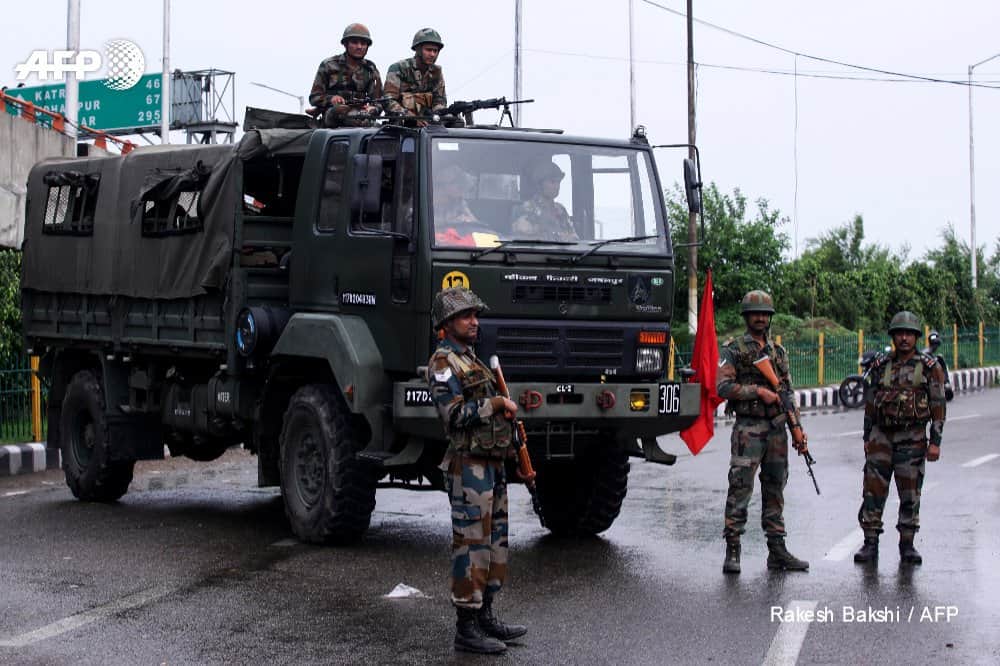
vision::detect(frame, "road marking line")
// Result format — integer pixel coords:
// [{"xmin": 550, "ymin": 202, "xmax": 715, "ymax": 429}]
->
[
  {"xmin": 270, "ymin": 538, "xmax": 298, "ymax": 547},
  {"xmin": 833, "ymin": 430, "xmax": 864, "ymax": 438},
  {"xmin": 824, "ymin": 533, "xmax": 863, "ymax": 562},
  {"xmin": 763, "ymin": 600, "xmax": 817, "ymax": 666},
  {"xmin": 963, "ymin": 453, "xmax": 1000, "ymax": 468},
  {"xmin": 2, "ymin": 491, "xmax": 29, "ymax": 498},
  {"xmin": 0, "ymin": 584, "xmax": 175, "ymax": 648}
]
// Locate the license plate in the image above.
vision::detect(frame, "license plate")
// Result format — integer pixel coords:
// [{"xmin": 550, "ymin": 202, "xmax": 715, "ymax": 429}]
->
[
  {"xmin": 658, "ymin": 383, "xmax": 681, "ymax": 414},
  {"xmin": 404, "ymin": 388, "xmax": 434, "ymax": 407}
]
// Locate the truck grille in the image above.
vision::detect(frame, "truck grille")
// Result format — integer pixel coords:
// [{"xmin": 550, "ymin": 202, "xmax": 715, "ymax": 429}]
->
[
  {"xmin": 492, "ymin": 325, "xmax": 624, "ymax": 370},
  {"xmin": 512, "ymin": 285, "xmax": 612, "ymax": 304}
]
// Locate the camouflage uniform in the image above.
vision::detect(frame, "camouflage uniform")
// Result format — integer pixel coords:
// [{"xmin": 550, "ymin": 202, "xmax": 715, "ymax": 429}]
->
[
  {"xmin": 858, "ymin": 352, "xmax": 946, "ymax": 535},
  {"xmin": 717, "ymin": 333, "xmax": 797, "ymax": 539},
  {"xmin": 308, "ymin": 53, "xmax": 383, "ymax": 126},
  {"xmin": 384, "ymin": 57, "xmax": 447, "ymax": 115},
  {"xmin": 428, "ymin": 334, "xmax": 515, "ymax": 610},
  {"xmin": 510, "ymin": 195, "xmax": 577, "ymax": 241}
]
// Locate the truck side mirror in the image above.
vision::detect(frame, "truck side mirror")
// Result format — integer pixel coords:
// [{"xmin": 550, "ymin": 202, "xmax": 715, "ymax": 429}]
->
[
  {"xmin": 351, "ymin": 154, "xmax": 383, "ymax": 215},
  {"xmin": 683, "ymin": 157, "xmax": 702, "ymax": 215}
]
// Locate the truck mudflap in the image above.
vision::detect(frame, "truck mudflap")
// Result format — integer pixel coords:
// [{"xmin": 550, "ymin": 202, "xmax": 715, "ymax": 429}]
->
[{"xmin": 392, "ymin": 379, "xmax": 701, "ymax": 439}]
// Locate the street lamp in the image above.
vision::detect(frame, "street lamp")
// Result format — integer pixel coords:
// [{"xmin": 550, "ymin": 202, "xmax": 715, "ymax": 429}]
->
[
  {"xmin": 250, "ymin": 81, "xmax": 304, "ymax": 114},
  {"xmin": 968, "ymin": 52, "xmax": 1000, "ymax": 290}
]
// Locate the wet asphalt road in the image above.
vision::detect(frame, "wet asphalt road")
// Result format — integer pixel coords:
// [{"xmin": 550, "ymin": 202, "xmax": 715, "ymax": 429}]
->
[{"xmin": 1, "ymin": 390, "xmax": 998, "ymax": 665}]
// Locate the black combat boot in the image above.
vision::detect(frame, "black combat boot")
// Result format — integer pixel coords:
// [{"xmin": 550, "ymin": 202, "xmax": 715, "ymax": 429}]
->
[
  {"xmin": 455, "ymin": 607, "xmax": 507, "ymax": 654},
  {"xmin": 723, "ymin": 537, "xmax": 741, "ymax": 574},
  {"xmin": 899, "ymin": 532, "xmax": 923, "ymax": 565},
  {"xmin": 766, "ymin": 537, "xmax": 809, "ymax": 571},
  {"xmin": 478, "ymin": 595, "xmax": 527, "ymax": 642},
  {"xmin": 853, "ymin": 535, "xmax": 879, "ymax": 563}
]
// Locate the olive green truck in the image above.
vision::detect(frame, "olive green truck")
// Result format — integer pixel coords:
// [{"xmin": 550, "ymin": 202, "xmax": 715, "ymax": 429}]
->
[{"xmin": 21, "ymin": 114, "xmax": 702, "ymax": 543}]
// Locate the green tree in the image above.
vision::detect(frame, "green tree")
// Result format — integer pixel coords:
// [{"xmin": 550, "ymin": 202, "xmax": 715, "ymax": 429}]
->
[
  {"xmin": 666, "ymin": 183, "xmax": 789, "ymax": 336},
  {"xmin": 0, "ymin": 249, "xmax": 23, "ymax": 363}
]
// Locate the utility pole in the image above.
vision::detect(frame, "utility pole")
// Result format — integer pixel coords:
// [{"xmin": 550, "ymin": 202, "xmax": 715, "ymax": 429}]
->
[
  {"xmin": 628, "ymin": 0, "xmax": 636, "ymax": 132},
  {"xmin": 161, "ymin": 0, "xmax": 171, "ymax": 144},
  {"xmin": 513, "ymin": 0, "xmax": 523, "ymax": 127},
  {"xmin": 968, "ymin": 52, "xmax": 1000, "ymax": 290},
  {"xmin": 686, "ymin": 0, "xmax": 698, "ymax": 334},
  {"xmin": 65, "ymin": 0, "xmax": 80, "ymax": 140}
]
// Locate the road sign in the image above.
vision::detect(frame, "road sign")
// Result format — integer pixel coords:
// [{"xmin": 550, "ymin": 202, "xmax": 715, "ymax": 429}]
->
[{"xmin": 6, "ymin": 73, "xmax": 168, "ymax": 132}]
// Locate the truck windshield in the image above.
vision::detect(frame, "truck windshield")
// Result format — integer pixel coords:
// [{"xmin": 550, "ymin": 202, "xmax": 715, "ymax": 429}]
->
[{"xmin": 430, "ymin": 137, "xmax": 668, "ymax": 255}]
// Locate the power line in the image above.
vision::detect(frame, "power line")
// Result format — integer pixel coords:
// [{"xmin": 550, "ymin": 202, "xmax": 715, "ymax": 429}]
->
[
  {"xmin": 638, "ymin": 0, "xmax": 1000, "ymax": 89},
  {"xmin": 525, "ymin": 48, "xmax": 1000, "ymax": 88}
]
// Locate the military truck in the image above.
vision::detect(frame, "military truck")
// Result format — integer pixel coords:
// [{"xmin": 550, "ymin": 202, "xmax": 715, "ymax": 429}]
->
[{"xmin": 21, "ymin": 109, "xmax": 703, "ymax": 543}]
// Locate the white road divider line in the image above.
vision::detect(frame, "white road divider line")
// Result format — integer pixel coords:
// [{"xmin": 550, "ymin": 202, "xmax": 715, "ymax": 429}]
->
[
  {"xmin": 824, "ymin": 533, "xmax": 863, "ymax": 562},
  {"xmin": 2, "ymin": 491, "xmax": 29, "ymax": 498},
  {"xmin": 270, "ymin": 538, "xmax": 298, "ymax": 547},
  {"xmin": 0, "ymin": 584, "xmax": 176, "ymax": 648},
  {"xmin": 947, "ymin": 413, "xmax": 981, "ymax": 422},
  {"xmin": 833, "ymin": 430, "xmax": 864, "ymax": 438},
  {"xmin": 962, "ymin": 453, "xmax": 1000, "ymax": 468},
  {"xmin": 763, "ymin": 600, "xmax": 818, "ymax": 666}
]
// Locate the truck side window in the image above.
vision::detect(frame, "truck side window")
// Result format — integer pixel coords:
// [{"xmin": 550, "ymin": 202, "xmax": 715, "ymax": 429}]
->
[
  {"xmin": 318, "ymin": 140, "xmax": 349, "ymax": 232},
  {"xmin": 140, "ymin": 161, "xmax": 211, "ymax": 237},
  {"xmin": 41, "ymin": 171, "xmax": 99, "ymax": 235}
]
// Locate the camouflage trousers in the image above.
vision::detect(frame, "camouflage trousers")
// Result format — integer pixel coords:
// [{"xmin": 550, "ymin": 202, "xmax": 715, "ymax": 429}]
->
[
  {"xmin": 444, "ymin": 453, "xmax": 509, "ymax": 609},
  {"xmin": 858, "ymin": 425, "xmax": 927, "ymax": 535},
  {"xmin": 723, "ymin": 416, "xmax": 789, "ymax": 539}
]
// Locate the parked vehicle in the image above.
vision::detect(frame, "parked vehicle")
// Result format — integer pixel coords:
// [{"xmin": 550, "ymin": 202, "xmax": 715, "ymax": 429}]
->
[{"xmin": 839, "ymin": 333, "xmax": 954, "ymax": 409}]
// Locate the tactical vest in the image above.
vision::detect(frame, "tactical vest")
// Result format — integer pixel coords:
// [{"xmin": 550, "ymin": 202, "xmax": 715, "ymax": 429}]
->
[
  {"xmin": 873, "ymin": 356, "xmax": 932, "ymax": 430},
  {"xmin": 727, "ymin": 337, "xmax": 786, "ymax": 419},
  {"xmin": 326, "ymin": 58, "xmax": 377, "ymax": 99},
  {"xmin": 435, "ymin": 348, "xmax": 513, "ymax": 456}
]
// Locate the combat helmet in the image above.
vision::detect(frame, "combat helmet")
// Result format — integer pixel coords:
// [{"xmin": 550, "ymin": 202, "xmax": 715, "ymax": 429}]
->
[
  {"xmin": 740, "ymin": 290, "xmax": 775, "ymax": 315},
  {"xmin": 432, "ymin": 287, "xmax": 488, "ymax": 329},
  {"xmin": 412, "ymin": 27, "xmax": 444, "ymax": 50},
  {"xmin": 529, "ymin": 161, "xmax": 564, "ymax": 183},
  {"xmin": 341, "ymin": 23, "xmax": 372, "ymax": 46},
  {"xmin": 888, "ymin": 310, "xmax": 921, "ymax": 334}
]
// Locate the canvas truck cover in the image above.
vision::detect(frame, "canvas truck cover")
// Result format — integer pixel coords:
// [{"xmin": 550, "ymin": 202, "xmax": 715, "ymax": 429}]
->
[{"xmin": 21, "ymin": 129, "xmax": 312, "ymax": 300}]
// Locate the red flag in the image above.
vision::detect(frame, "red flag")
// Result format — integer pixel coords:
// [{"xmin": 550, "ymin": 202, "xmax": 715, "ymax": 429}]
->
[{"xmin": 680, "ymin": 269, "xmax": 723, "ymax": 455}]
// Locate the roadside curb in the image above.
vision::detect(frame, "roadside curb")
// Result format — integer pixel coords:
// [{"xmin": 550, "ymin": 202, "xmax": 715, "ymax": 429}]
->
[
  {"xmin": 1, "ymin": 442, "xmax": 57, "ymax": 477},
  {"xmin": 714, "ymin": 365, "xmax": 1000, "ymax": 420}
]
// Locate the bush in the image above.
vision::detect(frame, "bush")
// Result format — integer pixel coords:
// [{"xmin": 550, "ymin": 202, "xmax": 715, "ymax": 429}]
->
[{"xmin": 0, "ymin": 249, "xmax": 23, "ymax": 363}]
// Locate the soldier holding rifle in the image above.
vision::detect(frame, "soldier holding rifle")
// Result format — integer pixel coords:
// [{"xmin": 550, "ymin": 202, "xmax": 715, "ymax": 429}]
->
[
  {"xmin": 717, "ymin": 290, "xmax": 811, "ymax": 574},
  {"xmin": 427, "ymin": 287, "xmax": 527, "ymax": 655},
  {"xmin": 308, "ymin": 23, "xmax": 384, "ymax": 128}
]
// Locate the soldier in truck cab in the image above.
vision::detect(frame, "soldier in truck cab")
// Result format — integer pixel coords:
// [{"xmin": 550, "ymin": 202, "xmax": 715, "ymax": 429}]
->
[
  {"xmin": 510, "ymin": 161, "xmax": 578, "ymax": 242},
  {"xmin": 432, "ymin": 165, "xmax": 500, "ymax": 247}
]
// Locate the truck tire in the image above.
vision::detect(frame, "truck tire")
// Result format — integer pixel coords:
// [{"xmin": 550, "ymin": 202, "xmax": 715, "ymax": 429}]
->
[
  {"xmin": 278, "ymin": 384, "xmax": 376, "ymax": 544},
  {"xmin": 60, "ymin": 370, "xmax": 134, "ymax": 502},
  {"xmin": 535, "ymin": 444, "xmax": 629, "ymax": 536}
]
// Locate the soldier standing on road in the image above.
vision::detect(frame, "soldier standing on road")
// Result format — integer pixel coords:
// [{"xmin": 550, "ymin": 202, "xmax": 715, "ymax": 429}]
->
[
  {"xmin": 384, "ymin": 28, "xmax": 448, "ymax": 119},
  {"xmin": 308, "ymin": 23, "xmax": 383, "ymax": 128},
  {"xmin": 510, "ymin": 161, "xmax": 579, "ymax": 242},
  {"xmin": 854, "ymin": 311, "xmax": 946, "ymax": 565},
  {"xmin": 717, "ymin": 290, "xmax": 810, "ymax": 574},
  {"xmin": 427, "ymin": 287, "xmax": 527, "ymax": 655}
]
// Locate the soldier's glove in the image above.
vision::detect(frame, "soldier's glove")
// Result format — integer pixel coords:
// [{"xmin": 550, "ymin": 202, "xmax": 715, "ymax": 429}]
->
[{"xmin": 926, "ymin": 443, "xmax": 941, "ymax": 462}]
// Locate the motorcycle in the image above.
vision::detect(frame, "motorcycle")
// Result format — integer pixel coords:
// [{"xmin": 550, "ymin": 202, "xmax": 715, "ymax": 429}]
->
[{"xmin": 838, "ymin": 330, "xmax": 954, "ymax": 409}]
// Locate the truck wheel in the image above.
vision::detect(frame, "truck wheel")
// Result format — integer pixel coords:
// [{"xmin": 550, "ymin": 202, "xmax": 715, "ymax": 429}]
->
[
  {"xmin": 279, "ymin": 384, "xmax": 376, "ymax": 544},
  {"xmin": 535, "ymin": 444, "xmax": 629, "ymax": 536},
  {"xmin": 60, "ymin": 370, "xmax": 134, "ymax": 502}
]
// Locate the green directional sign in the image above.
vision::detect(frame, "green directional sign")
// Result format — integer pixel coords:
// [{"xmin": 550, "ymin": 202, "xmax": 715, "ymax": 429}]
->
[{"xmin": 7, "ymin": 73, "xmax": 168, "ymax": 132}]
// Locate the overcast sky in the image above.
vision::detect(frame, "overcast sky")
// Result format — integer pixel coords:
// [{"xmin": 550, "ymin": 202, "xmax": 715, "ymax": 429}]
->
[{"xmin": 4, "ymin": 0, "xmax": 1000, "ymax": 264}]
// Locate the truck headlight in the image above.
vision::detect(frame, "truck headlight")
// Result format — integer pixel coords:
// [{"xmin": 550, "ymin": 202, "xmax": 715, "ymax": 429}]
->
[
  {"xmin": 235, "ymin": 309, "xmax": 258, "ymax": 356},
  {"xmin": 635, "ymin": 347, "xmax": 663, "ymax": 374}
]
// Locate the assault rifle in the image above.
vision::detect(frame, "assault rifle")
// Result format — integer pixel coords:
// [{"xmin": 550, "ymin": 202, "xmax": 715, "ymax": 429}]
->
[
  {"xmin": 489, "ymin": 355, "xmax": 544, "ymax": 523},
  {"xmin": 753, "ymin": 354, "xmax": 821, "ymax": 495}
]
